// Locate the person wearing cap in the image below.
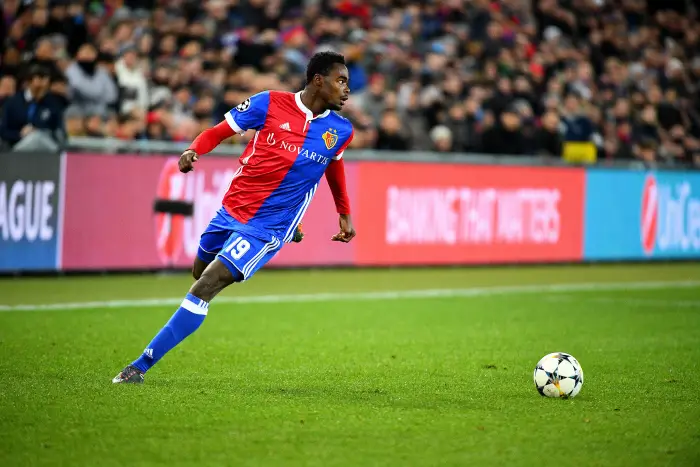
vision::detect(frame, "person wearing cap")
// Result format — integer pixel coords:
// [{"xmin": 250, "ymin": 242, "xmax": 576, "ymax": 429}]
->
[{"xmin": 0, "ymin": 64, "xmax": 66, "ymax": 151}]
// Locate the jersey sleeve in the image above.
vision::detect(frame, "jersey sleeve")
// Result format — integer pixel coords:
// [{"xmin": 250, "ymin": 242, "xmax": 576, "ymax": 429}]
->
[
  {"xmin": 334, "ymin": 127, "xmax": 355, "ymax": 160},
  {"xmin": 224, "ymin": 91, "xmax": 270, "ymax": 135}
]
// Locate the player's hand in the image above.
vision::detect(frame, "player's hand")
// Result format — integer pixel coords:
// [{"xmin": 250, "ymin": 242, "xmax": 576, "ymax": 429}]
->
[
  {"xmin": 178, "ymin": 149, "xmax": 199, "ymax": 173},
  {"xmin": 292, "ymin": 223, "xmax": 304, "ymax": 243},
  {"xmin": 331, "ymin": 214, "xmax": 356, "ymax": 243}
]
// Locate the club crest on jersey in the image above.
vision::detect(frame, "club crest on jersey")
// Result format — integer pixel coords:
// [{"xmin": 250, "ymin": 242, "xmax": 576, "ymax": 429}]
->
[{"xmin": 322, "ymin": 128, "xmax": 338, "ymax": 150}]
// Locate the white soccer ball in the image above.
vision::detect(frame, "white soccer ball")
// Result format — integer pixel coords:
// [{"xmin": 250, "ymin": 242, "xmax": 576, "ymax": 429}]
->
[{"xmin": 533, "ymin": 352, "xmax": 584, "ymax": 398}]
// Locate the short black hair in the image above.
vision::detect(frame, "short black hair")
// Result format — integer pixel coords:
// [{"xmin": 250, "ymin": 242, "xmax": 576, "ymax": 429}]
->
[
  {"xmin": 306, "ymin": 51, "xmax": 346, "ymax": 84},
  {"xmin": 27, "ymin": 64, "xmax": 50, "ymax": 80}
]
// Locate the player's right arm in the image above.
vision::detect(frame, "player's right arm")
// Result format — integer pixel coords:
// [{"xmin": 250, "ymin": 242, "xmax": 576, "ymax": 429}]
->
[{"xmin": 179, "ymin": 92, "xmax": 271, "ymax": 173}]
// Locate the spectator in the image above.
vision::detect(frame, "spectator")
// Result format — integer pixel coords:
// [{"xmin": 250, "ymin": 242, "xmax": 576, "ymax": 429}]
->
[
  {"xmin": 430, "ymin": 125, "xmax": 453, "ymax": 153},
  {"xmin": 401, "ymin": 90, "xmax": 431, "ymax": 151},
  {"xmin": 561, "ymin": 93, "xmax": 594, "ymax": 143},
  {"xmin": 0, "ymin": 76, "xmax": 17, "ymax": 110},
  {"xmin": 95, "ymin": 50, "xmax": 120, "ymax": 114},
  {"xmin": 48, "ymin": 1, "xmax": 88, "ymax": 56},
  {"xmin": 633, "ymin": 105, "xmax": 661, "ymax": 147},
  {"xmin": 360, "ymin": 74, "xmax": 387, "ymax": 125},
  {"xmin": 656, "ymin": 87, "xmax": 685, "ymax": 132},
  {"xmin": 22, "ymin": 4, "xmax": 50, "ymax": 52},
  {"xmin": 0, "ymin": 75, "xmax": 17, "ymax": 132},
  {"xmin": 614, "ymin": 121, "xmax": 635, "ymax": 161},
  {"xmin": 635, "ymin": 139, "xmax": 659, "ymax": 167},
  {"xmin": 534, "ymin": 111, "xmax": 563, "ymax": 157},
  {"xmin": 64, "ymin": 43, "xmax": 118, "ymax": 117},
  {"xmin": 443, "ymin": 103, "xmax": 469, "ymax": 152},
  {"xmin": 2, "ymin": 43, "xmax": 23, "ymax": 79},
  {"xmin": 84, "ymin": 111, "xmax": 111, "ymax": 138},
  {"xmin": 64, "ymin": 106, "xmax": 85, "ymax": 138},
  {"xmin": 659, "ymin": 125, "xmax": 690, "ymax": 165},
  {"xmin": 462, "ymin": 96, "xmax": 484, "ymax": 152},
  {"xmin": 115, "ymin": 46, "xmax": 148, "ymax": 115},
  {"xmin": 484, "ymin": 77, "xmax": 513, "ymax": 121},
  {"xmin": 0, "ymin": 64, "xmax": 66, "ymax": 151},
  {"xmin": 375, "ymin": 110, "xmax": 409, "ymax": 151},
  {"xmin": 480, "ymin": 105, "xmax": 526, "ymax": 155},
  {"xmin": 146, "ymin": 118, "xmax": 170, "ymax": 141},
  {"xmin": 24, "ymin": 37, "xmax": 63, "ymax": 84},
  {"xmin": 513, "ymin": 99, "xmax": 537, "ymax": 153},
  {"xmin": 684, "ymin": 135, "xmax": 700, "ymax": 167},
  {"xmin": 0, "ymin": 0, "xmax": 697, "ymax": 169}
]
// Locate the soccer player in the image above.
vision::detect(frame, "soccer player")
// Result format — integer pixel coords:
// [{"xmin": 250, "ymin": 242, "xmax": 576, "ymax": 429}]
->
[{"xmin": 113, "ymin": 52, "xmax": 355, "ymax": 384}]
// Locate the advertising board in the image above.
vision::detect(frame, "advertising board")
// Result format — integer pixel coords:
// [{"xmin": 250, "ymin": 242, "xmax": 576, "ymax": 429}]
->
[
  {"xmin": 60, "ymin": 153, "xmax": 356, "ymax": 270},
  {"xmin": 6, "ymin": 152, "xmax": 692, "ymax": 274},
  {"xmin": 584, "ymin": 169, "xmax": 700, "ymax": 260},
  {"xmin": 354, "ymin": 162, "xmax": 585, "ymax": 265},
  {"xmin": 0, "ymin": 152, "xmax": 63, "ymax": 272}
]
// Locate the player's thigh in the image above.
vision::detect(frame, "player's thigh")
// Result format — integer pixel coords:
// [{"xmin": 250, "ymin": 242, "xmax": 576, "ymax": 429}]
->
[
  {"xmin": 239, "ymin": 244, "xmax": 281, "ymax": 281},
  {"xmin": 197, "ymin": 216, "xmax": 231, "ymax": 265},
  {"xmin": 215, "ymin": 230, "xmax": 281, "ymax": 282}
]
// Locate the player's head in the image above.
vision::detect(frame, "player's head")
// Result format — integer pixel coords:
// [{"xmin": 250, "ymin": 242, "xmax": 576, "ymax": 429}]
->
[{"xmin": 305, "ymin": 51, "xmax": 349, "ymax": 111}]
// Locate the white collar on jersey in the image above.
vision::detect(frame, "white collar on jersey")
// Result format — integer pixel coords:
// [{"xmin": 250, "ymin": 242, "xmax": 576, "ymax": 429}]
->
[{"xmin": 295, "ymin": 91, "xmax": 331, "ymax": 120}]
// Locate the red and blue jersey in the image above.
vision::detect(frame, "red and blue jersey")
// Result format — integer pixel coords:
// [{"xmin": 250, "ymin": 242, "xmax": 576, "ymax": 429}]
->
[{"xmin": 222, "ymin": 91, "xmax": 354, "ymax": 242}]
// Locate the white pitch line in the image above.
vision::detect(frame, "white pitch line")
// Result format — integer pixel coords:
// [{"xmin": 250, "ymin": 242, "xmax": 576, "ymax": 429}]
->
[
  {"xmin": 547, "ymin": 296, "xmax": 700, "ymax": 308},
  {"xmin": 0, "ymin": 280, "xmax": 698, "ymax": 313}
]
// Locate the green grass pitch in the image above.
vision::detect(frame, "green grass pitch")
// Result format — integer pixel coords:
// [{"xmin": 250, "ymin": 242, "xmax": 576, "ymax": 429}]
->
[{"xmin": 1, "ymin": 263, "xmax": 699, "ymax": 466}]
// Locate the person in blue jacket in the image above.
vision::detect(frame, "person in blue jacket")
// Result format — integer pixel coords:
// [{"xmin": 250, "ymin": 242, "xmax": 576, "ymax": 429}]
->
[{"xmin": 0, "ymin": 64, "xmax": 66, "ymax": 152}]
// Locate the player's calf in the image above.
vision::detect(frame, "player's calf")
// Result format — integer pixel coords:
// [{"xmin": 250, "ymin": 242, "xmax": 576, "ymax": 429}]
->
[{"xmin": 112, "ymin": 260, "xmax": 237, "ymax": 383}]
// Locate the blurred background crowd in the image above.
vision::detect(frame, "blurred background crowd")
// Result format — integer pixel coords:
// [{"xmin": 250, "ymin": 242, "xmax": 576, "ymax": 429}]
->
[{"xmin": 1, "ymin": 0, "xmax": 699, "ymax": 167}]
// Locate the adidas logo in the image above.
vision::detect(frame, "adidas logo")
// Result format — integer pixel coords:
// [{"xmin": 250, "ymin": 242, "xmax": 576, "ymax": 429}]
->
[{"xmin": 279, "ymin": 122, "xmax": 291, "ymax": 131}]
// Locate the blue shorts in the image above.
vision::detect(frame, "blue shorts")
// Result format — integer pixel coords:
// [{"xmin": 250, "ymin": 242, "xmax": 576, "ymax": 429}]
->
[{"xmin": 197, "ymin": 207, "xmax": 283, "ymax": 281}]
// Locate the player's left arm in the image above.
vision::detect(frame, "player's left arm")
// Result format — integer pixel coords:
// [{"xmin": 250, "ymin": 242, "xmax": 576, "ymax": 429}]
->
[{"xmin": 325, "ymin": 129, "xmax": 356, "ymax": 243}]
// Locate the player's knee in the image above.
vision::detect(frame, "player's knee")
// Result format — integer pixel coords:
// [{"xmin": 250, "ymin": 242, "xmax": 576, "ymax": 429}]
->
[
  {"xmin": 189, "ymin": 260, "xmax": 236, "ymax": 302},
  {"xmin": 190, "ymin": 273, "xmax": 221, "ymax": 302},
  {"xmin": 192, "ymin": 258, "xmax": 208, "ymax": 280}
]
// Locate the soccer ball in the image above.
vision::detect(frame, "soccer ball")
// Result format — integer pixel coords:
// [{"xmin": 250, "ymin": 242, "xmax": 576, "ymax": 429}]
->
[{"xmin": 533, "ymin": 352, "xmax": 584, "ymax": 398}]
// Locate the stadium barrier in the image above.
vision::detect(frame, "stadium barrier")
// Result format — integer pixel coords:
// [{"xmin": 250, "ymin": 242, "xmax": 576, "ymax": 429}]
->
[{"xmin": 1, "ymin": 151, "xmax": 699, "ymax": 273}]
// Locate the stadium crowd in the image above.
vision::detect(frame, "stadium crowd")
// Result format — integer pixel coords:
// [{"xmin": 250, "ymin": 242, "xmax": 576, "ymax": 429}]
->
[{"xmin": 1, "ymin": 0, "xmax": 699, "ymax": 167}]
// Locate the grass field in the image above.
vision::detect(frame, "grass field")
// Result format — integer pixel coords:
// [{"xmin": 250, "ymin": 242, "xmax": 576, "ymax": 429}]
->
[{"xmin": 1, "ymin": 263, "xmax": 699, "ymax": 466}]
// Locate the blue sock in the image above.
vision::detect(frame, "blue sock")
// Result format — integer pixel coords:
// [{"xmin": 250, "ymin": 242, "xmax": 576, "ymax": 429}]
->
[{"xmin": 132, "ymin": 293, "xmax": 208, "ymax": 372}]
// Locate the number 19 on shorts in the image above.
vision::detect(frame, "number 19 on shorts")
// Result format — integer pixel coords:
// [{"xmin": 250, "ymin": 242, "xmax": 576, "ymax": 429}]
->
[{"xmin": 223, "ymin": 236, "xmax": 251, "ymax": 260}]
